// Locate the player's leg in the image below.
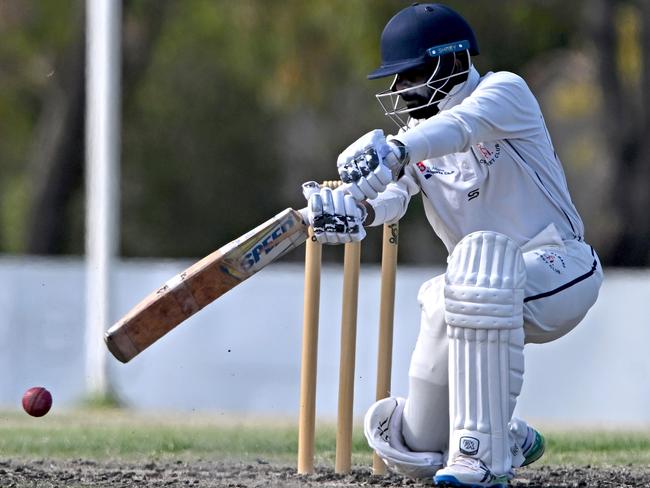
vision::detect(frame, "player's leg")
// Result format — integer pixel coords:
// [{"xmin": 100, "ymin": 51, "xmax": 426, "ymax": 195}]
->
[
  {"xmin": 504, "ymin": 240, "xmax": 602, "ymax": 474},
  {"xmin": 522, "ymin": 239, "xmax": 603, "ymax": 344},
  {"xmin": 365, "ymin": 266, "xmax": 542, "ymax": 480},
  {"xmin": 401, "ymin": 274, "xmax": 542, "ymax": 467},
  {"xmin": 435, "ymin": 231, "xmax": 527, "ymax": 488},
  {"xmin": 364, "ymin": 275, "xmax": 448, "ymax": 478},
  {"xmin": 403, "ymin": 274, "xmax": 450, "ymax": 452}
]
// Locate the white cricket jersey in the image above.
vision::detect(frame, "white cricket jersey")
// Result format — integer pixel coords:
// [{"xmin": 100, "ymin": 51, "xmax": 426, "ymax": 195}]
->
[{"xmin": 371, "ymin": 66, "xmax": 585, "ymax": 253}]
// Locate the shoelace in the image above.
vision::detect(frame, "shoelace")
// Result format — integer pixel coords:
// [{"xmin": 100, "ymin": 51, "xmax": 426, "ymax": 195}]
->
[
  {"xmin": 449, "ymin": 455, "xmax": 515, "ymax": 483},
  {"xmin": 453, "ymin": 455, "xmax": 488, "ymax": 472}
]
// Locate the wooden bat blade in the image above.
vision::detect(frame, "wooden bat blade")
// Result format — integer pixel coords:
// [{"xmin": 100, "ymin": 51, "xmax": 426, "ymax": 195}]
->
[{"xmin": 105, "ymin": 208, "xmax": 309, "ymax": 363}]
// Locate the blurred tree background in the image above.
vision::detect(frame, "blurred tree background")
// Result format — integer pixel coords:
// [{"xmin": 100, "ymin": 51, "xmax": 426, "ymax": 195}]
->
[{"xmin": 0, "ymin": 0, "xmax": 648, "ymax": 266}]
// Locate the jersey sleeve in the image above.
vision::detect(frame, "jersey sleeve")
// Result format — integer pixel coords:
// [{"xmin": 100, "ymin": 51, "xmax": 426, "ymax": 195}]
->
[
  {"xmin": 366, "ymin": 168, "xmax": 420, "ymax": 226},
  {"xmin": 396, "ymin": 72, "xmax": 543, "ymax": 163}
]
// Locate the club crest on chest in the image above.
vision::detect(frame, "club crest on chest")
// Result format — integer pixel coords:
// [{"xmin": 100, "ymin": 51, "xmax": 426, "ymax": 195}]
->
[{"xmin": 474, "ymin": 142, "xmax": 502, "ymax": 166}]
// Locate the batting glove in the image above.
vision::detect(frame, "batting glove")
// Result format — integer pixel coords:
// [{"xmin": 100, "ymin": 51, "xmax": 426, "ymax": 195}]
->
[
  {"xmin": 302, "ymin": 182, "xmax": 367, "ymax": 244},
  {"xmin": 337, "ymin": 129, "xmax": 409, "ymax": 201}
]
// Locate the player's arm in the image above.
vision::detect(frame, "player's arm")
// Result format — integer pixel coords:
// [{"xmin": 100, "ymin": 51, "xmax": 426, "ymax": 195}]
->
[
  {"xmin": 336, "ymin": 74, "xmax": 543, "ymax": 204},
  {"xmin": 362, "ymin": 173, "xmax": 419, "ymax": 226},
  {"xmin": 396, "ymin": 72, "xmax": 543, "ymax": 163}
]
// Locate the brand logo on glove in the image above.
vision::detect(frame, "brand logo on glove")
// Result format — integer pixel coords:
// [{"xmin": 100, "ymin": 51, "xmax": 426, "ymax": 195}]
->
[{"xmin": 459, "ymin": 436, "xmax": 480, "ymax": 456}]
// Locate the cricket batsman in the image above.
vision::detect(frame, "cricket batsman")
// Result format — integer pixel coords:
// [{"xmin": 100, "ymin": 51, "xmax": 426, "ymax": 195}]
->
[{"xmin": 303, "ymin": 3, "xmax": 603, "ymax": 487}]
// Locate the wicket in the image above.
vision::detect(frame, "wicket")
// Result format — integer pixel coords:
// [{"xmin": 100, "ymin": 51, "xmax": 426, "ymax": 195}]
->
[{"xmin": 297, "ymin": 182, "xmax": 399, "ymax": 475}]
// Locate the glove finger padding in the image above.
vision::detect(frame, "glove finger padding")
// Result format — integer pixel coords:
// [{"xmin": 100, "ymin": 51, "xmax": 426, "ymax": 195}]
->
[
  {"xmin": 321, "ymin": 187, "xmax": 335, "ymax": 216},
  {"xmin": 366, "ymin": 165, "xmax": 393, "ymax": 192},
  {"xmin": 307, "ymin": 187, "xmax": 366, "ymax": 244},
  {"xmin": 344, "ymin": 194, "xmax": 366, "ymax": 241},
  {"xmin": 329, "ymin": 190, "xmax": 351, "ymax": 243},
  {"xmin": 336, "ymin": 129, "xmax": 394, "ymax": 171},
  {"xmin": 309, "ymin": 191, "xmax": 323, "ymax": 218},
  {"xmin": 309, "ymin": 191, "xmax": 333, "ymax": 244},
  {"xmin": 320, "ymin": 188, "xmax": 342, "ymax": 244},
  {"xmin": 356, "ymin": 178, "xmax": 379, "ymax": 200},
  {"xmin": 342, "ymin": 181, "xmax": 366, "ymax": 201},
  {"xmin": 337, "ymin": 129, "xmax": 405, "ymax": 201}
]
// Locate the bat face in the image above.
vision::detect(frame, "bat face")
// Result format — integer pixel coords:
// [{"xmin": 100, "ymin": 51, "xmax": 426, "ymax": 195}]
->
[{"xmin": 105, "ymin": 208, "xmax": 309, "ymax": 363}]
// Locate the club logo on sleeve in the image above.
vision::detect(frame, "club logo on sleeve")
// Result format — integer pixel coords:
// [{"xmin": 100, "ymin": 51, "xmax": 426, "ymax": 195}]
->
[
  {"xmin": 415, "ymin": 161, "xmax": 455, "ymax": 179},
  {"xmin": 474, "ymin": 142, "xmax": 501, "ymax": 166},
  {"xmin": 459, "ymin": 436, "xmax": 480, "ymax": 455}
]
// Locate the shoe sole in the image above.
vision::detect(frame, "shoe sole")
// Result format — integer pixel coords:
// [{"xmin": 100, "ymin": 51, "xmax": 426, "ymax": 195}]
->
[{"xmin": 434, "ymin": 474, "xmax": 507, "ymax": 488}]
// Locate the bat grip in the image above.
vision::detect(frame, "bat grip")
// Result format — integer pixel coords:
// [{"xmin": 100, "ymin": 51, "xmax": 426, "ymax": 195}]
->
[{"xmin": 298, "ymin": 206, "xmax": 310, "ymax": 225}]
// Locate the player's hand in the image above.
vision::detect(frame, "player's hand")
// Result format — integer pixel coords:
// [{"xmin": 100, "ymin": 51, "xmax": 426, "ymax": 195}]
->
[
  {"xmin": 337, "ymin": 129, "xmax": 409, "ymax": 201},
  {"xmin": 302, "ymin": 182, "xmax": 366, "ymax": 244}
]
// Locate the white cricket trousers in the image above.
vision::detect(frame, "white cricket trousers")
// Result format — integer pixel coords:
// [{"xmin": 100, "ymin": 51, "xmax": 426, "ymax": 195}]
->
[{"xmin": 402, "ymin": 238, "xmax": 603, "ymax": 452}]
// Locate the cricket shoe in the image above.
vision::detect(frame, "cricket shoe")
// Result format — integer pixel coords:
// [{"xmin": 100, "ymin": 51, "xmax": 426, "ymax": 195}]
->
[
  {"xmin": 433, "ymin": 456, "xmax": 511, "ymax": 488},
  {"xmin": 520, "ymin": 427, "xmax": 545, "ymax": 467}
]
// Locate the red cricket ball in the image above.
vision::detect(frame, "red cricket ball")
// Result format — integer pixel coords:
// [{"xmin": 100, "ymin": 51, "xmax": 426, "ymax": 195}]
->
[{"xmin": 22, "ymin": 386, "xmax": 52, "ymax": 417}]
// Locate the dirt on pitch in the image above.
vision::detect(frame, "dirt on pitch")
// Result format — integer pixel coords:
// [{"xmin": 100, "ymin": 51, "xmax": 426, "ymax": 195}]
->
[{"xmin": 1, "ymin": 458, "xmax": 649, "ymax": 488}]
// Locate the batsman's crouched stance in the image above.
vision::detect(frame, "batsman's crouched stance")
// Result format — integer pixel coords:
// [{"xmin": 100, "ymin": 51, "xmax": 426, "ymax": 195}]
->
[
  {"xmin": 305, "ymin": 3, "xmax": 603, "ymax": 487},
  {"xmin": 365, "ymin": 226, "xmax": 601, "ymax": 485}
]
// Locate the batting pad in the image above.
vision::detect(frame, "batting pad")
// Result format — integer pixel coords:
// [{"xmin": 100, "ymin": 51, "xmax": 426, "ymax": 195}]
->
[{"xmin": 444, "ymin": 231, "xmax": 526, "ymax": 475}]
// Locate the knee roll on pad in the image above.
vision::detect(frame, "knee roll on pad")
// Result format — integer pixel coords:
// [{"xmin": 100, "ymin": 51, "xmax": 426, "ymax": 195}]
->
[
  {"xmin": 444, "ymin": 231, "xmax": 526, "ymax": 475},
  {"xmin": 364, "ymin": 397, "xmax": 444, "ymax": 479},
  {"xmin": 445, "ymin": 232, "xmax": 526, "ymax": 329}
]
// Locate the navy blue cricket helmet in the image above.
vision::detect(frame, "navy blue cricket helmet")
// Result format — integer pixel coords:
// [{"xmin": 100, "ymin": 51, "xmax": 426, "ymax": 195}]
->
[{"xmin": 368, "ymin": 3, "xmax": 479, "ymax": 80}]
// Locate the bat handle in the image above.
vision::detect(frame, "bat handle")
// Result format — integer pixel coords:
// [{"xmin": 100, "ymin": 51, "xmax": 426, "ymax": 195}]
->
[
  {"xmin": 298, "ymin": 206, "xmax": 310, "ymax": 226},
  {"xmin": 302, "ymin": 181, "xmax": 320, "ymax": 200}
]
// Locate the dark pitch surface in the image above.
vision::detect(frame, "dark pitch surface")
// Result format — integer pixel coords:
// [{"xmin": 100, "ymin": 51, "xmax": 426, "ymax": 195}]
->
[{"xmin": 1, "ymin": 459, "xmax": 649, "ymax": 488}]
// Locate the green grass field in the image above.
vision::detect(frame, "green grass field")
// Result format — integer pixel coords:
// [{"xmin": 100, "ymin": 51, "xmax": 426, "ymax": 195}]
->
[{"xmin": 1, "ymin": 409, "xmax": 649, "ymax": 467}]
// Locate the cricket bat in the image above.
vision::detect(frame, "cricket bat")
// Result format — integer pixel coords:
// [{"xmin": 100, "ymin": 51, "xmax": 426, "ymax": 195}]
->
[{"xmin": 105, "ymin": 207, "xmax": 310, "ymax": 363}]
